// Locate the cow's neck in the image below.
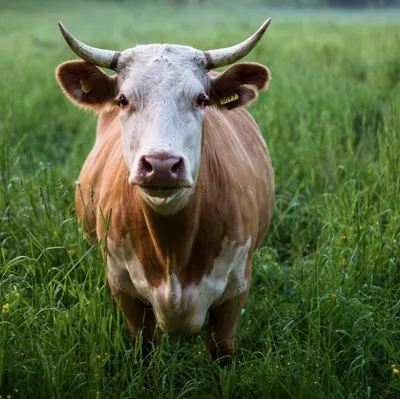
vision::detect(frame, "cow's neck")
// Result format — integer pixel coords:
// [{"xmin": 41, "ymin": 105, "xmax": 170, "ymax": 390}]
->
[{"xmin": 136, "ymin": 185, "xmax": 203, "ymax": 277}]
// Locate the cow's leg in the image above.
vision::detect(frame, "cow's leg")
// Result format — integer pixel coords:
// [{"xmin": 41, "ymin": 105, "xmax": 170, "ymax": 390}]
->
[
  {"xmin": 205, "ymin": 289, "xmax": 249, "ymax": 366},
  {"xmin": 108, "ymin": 280, "xmax": 157, "ymax": 357}
]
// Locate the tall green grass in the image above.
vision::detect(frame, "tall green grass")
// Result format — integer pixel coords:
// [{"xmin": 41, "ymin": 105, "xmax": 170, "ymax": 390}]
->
[{"xmin": 0, "ymin": 1, "xmax": 399, "ymax": 398}]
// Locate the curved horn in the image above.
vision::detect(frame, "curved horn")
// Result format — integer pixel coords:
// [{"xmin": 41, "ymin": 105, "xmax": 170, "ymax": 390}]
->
[
  {"xmin": 204, "ymin": 18, "xmax": 271, "ymax": 69},
  {"xmin": 58, "ymin": 22, "xmax": 121, "ymax": 70}
]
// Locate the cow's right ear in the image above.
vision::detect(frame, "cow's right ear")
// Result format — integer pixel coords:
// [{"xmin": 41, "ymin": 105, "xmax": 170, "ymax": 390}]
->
[{"xmin": 56, "ymin": 60, "xmax": 117, "ymax": 112}]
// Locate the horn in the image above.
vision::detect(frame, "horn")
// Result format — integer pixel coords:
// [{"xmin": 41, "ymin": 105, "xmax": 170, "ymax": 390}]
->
[
  {"xmin": 58, "ymin": 22, "xmax": 121, "ymax": 70},
  {"xmin": 204, "ymin": 18, "xmax": 271, "ymax": 69}
]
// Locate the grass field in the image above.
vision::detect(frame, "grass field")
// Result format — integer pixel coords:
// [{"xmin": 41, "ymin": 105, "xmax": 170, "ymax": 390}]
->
[{"xmin": 1, "ymin": 0, "xmax": 400, "ymax": 398}]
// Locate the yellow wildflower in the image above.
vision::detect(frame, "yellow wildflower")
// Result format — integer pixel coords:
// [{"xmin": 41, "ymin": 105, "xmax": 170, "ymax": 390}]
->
[
  {"xmin": 96, "ymin": 354, "xmax": 101, "ymax": 359},
  {"xmin": 391, "ymin": 364, "xmax": 400, "ymax": 375},
  {"xmin": 331, "ymin": 294, "xmax": 337, "ymax": 301},
  {"xmin": 2, "ymin": 303, "xmax": 9, "ymax": 313},
  {"xmin": 67, "ymin": 249, "xmax": 76, "ymax": 256},
  {"xmin": 340, "ymin": 234, "xmax": 346, "ymax": 241}
]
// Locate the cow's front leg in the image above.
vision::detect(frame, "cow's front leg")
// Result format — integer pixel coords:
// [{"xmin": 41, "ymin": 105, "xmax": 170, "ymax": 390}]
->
[
  {"xmin": 108, "ymin": 280, "xmax": 157, "ymax": 357},
  {"xmin": 205, "ymin": 289, "xmax": 249, "ymax": 366}
]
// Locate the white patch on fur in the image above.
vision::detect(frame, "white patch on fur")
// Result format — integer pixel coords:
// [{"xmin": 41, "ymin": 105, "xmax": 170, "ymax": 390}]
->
[{"xmin": 107, "ymin": 235, "xmax": 251, "ymax": 335}]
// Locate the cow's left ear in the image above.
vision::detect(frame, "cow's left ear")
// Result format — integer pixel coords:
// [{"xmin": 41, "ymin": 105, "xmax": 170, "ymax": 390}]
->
[
  {"xmin": 209, "ymin": 62, "xmax": 271, "ymax": 110},
  {"xmin": 56, "ymin": 60, "xmax": 117, "ymax": 112}
]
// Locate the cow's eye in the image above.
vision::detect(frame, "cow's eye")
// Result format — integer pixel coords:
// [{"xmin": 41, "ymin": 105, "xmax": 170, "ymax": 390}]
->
[
  {"xmin": 117, "ymin": 94, "xmax": 129, "ymax": 108},
  {"xmin": 195, "ymin": 92, "xmax": 209, "ymax": 108}
]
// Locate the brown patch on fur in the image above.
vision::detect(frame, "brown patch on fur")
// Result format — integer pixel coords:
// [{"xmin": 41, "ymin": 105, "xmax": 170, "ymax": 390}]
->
[
  {"xmin": 56, "ymin": 61, "xmax": 117, "ymax": 112},
  {"xmin": 209, "ymin": 62, "xmax": 271, "ymax": 110}
]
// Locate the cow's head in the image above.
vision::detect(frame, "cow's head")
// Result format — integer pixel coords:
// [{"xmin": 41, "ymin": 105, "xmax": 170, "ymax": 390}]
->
[{"xmin": 56, "ymin": 20, "xmax": 271, "ymax": 213}]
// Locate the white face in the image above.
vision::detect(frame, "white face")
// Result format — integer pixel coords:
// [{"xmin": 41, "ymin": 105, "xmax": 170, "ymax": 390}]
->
[{"xmin": 116, "ymin": 44, "xmax": 210, "ymax": 212}]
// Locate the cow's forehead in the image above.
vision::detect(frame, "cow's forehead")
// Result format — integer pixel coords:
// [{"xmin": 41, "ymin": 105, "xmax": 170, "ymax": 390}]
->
[
  {"xmin": 117, "ymin": 44, "xmax": 209, "ymax": 94},
  {"xmin": 118, "ymin": 44, "xmax": 206, "ymax": 72}
]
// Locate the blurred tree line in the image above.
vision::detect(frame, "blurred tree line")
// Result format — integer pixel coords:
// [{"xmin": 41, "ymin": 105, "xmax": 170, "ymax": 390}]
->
[
  {"xmin": 324, "ymin": 0, "xmax": 398, "ymax": 6},
  {"xmin": 187, "ymin": 0, "xmax": 400, "ymax": 6},
  {"xmin": 112, "ymin": 0, "xmax": 399, "ymax": 7}
]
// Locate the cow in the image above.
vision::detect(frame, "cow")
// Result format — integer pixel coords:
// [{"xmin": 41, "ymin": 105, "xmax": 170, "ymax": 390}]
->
[{"xmin": 55, "ymin": 19, "xmax": 275, "ymax": 364}]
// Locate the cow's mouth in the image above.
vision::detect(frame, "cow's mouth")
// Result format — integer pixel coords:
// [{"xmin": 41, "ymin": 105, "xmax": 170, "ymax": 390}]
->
[
  {"xmin": 140, "ymin": 186, "xmax": 181, "ymax": 199},
  {"xmin": 141, "ymin": 185, "xmax": 178, "ymax": 190}
]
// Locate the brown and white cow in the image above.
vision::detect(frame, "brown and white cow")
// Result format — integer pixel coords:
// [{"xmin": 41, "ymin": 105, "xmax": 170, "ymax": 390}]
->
[{"xmin": 55, "ymin": 19, "xmax": 274, "ymax": 363}]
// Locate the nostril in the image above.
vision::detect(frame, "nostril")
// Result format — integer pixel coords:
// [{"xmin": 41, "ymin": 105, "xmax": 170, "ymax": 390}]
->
[
  {"xmin": 136, "ymin": 154, "xmax": 188, "ymax": 187},
  {"xmin": 171, "ymin": 158, "xmax": 183, "ymax": 174},
  {"xmin": 142, "ymin": 157, "xmax": 153, "ymax": 174}
]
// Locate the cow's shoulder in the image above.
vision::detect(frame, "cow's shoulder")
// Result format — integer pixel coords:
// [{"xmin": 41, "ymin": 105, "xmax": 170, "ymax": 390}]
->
[
  {"xmin": 75, "ymin": 108, "xmax": 127, "ymax": 238},
  {"xmin": 201, "ymin": 105, "xmax": 274, "ymax": 247}
]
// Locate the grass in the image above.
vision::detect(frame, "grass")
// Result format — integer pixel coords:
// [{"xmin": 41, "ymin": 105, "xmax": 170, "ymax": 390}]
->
[{"xmin": 1, "ymin": 0, "xmax": 400, "ymax": 397}]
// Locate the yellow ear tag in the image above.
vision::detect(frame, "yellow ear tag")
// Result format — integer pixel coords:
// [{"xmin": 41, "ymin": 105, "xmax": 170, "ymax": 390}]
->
[
  {"xmin": 79, "ymin": 79, "xmax": 92, "ymax": 94},
  {"xmin": 220, "ymin": 93, "xmax": 239, "ymax": 105}
]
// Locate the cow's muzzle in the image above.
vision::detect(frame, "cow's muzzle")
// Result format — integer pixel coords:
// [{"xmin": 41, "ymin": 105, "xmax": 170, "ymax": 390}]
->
[{"xmin": 129, "ymin": 152, "xmax": 193, "ymax": 190}]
